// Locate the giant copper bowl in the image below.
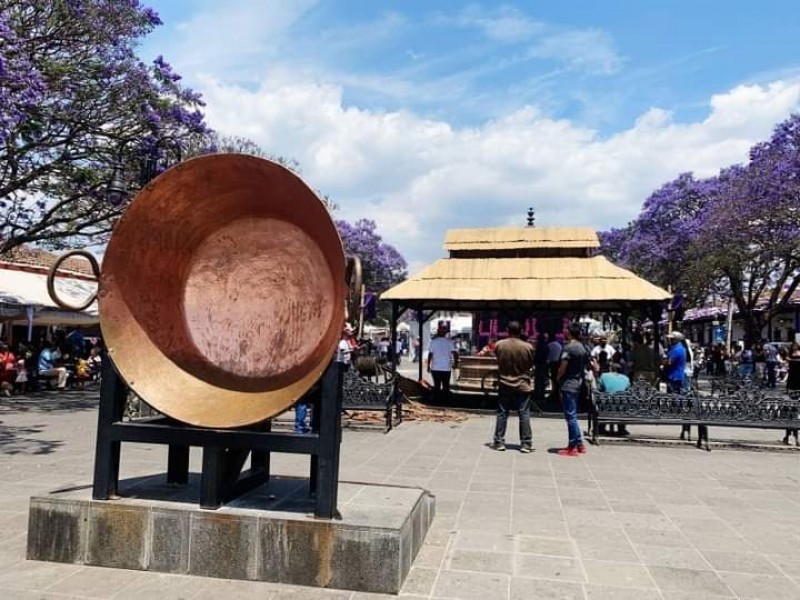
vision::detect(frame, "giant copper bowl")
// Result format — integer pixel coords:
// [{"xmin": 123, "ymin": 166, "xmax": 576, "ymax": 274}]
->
[{"xmin": 100, "ymin": 154, "xmax": 345, "ymax": 428}]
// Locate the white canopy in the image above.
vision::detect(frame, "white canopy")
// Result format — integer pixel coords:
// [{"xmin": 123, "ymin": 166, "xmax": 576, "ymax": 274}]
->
[{"xmin": 0, "ymin": 266, "xmax": 99, "ymax": 326}]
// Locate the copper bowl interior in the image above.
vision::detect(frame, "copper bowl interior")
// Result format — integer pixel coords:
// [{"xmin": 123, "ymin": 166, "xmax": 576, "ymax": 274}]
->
[{"xmin": 101, "ymin": 155, "xmax": 345, "ymax": 409}]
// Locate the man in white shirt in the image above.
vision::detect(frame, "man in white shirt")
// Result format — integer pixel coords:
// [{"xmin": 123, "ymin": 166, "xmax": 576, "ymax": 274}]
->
[{"xmin": 427, "ymin": 324, "xmax": 459, "ymax": 403}]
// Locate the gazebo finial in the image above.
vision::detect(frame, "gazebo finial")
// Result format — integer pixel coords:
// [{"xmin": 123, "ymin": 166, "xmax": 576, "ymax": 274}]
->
[{"xmin": 526, "ymin": 207, "xmax": 535, "ymax": 227}]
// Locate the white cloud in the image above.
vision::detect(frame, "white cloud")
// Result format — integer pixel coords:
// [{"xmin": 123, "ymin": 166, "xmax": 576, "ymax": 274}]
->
[
  {"xmin": 530, "ymin": 29, "xmax": 623, "ymax": 75},
  {"xmin": 198, "ymin": 75, "xmax": 800, "ymax": 272},
  {"xmin": 450, "ymin": 5, "xmax": 543, "ymax": 43},
  {"xmin": 159, "ymin": 0, "xmax": 319, "ymax": 81}
]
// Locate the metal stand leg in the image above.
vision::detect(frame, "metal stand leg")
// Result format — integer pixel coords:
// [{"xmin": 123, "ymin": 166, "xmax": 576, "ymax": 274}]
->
[
  {"xmin": 200, "ymin": 447, "xmax": 224, "ymax": 509},
  {"xmin": 92, "ymin": 361, "xmax": 127, "ymax": 500},
  {"xmin": 167, "ymin": 445, "xmax": 190, "ymax": 485},
  {"xmin": 315, "ymin": 362, "xmax": 342, "ymax": 519},
  {"xmin": 250, "ymin": 420, "xmax": 271, "ymax": 480}
]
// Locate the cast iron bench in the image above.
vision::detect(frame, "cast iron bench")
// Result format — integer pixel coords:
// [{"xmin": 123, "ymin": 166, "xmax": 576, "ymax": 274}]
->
[
  {"xmin": 341, "ymin": 365, "xmax": 401, "ymax": 432},
  {"xmin": 592, "ymin": 381, "xmax": 800, "ymax": 450}
]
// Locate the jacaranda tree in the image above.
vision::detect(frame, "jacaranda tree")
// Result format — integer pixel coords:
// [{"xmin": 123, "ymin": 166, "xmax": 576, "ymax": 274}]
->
[
  {"xmin": 336, "ymin": 218, "xmax": 407, "ymax": 295},
  {"xmin": 0, "ymin": 0, "xmax": 210, "ymax": 255},
  {"xmin": 601, "ymin": 113, "xmax": 800, "ymax": 342}
]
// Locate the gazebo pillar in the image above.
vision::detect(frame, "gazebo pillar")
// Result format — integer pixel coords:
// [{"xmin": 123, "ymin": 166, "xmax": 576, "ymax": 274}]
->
[{"xmin": 650, "ymin": 302, "xmax": 663, "ymax": 382}]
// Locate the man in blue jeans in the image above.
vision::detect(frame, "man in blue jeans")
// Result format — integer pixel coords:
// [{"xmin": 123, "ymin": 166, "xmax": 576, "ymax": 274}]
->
[
  {"xmin": 556, "ymin": 324, "xmax": 589, "ymax": 456},
  {"xmin": 489, "ymin": 321, "xmax": 534, "ymax": 453}
]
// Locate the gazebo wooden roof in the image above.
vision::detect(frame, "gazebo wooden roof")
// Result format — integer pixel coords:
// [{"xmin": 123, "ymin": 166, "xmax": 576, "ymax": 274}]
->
[{"xmin": 382, "ymin": 226, "xmax": 670, "ymax": 312}]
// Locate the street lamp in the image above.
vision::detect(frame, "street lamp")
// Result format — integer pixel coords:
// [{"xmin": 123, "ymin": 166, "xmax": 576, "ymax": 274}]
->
[
  {"xmin": 106, "ymin": 161, "xmax": 129, "ymax": 206},
  {"xmin": 105, "ymin": 136, "xmax": 183, "ymax": 206}
]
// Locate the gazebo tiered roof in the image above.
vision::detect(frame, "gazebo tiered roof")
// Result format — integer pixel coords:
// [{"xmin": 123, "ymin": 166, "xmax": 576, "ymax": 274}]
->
[{"xmin": 382, "ymin": 226, "xmax": 670, "ymax": 312}]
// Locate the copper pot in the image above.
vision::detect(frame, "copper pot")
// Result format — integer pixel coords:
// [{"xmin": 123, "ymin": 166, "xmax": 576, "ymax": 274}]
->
[{"xmin": 48, "ymin": 154, "xmax": 346, "ymax": 428}]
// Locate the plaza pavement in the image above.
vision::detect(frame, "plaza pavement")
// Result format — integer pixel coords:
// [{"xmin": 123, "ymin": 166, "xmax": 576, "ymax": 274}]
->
[{"xmin": 1, "ymin": 386, "xmax": 799, "ymax": 599}]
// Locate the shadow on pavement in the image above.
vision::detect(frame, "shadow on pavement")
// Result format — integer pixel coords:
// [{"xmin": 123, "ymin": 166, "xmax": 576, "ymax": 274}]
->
[
  {"xmin": 0, "ymin": 423, "xmax": 64, "ymax": 455},
  {"xmin": 0, "ymin": 385, "xmax": 99, "ymax": 415}
]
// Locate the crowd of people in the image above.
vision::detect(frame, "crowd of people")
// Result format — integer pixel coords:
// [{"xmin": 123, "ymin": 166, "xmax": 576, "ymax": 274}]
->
[
  {"xmin": 0, "ymin": 327, "xmax": 103, "ymax": 397},
  {"xmin": 420, "ymin": 322, "xmax": 800, "ymax": 455}
]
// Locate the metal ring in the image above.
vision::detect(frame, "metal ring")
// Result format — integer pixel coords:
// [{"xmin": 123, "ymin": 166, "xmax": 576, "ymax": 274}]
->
[{"xmin": 46, "ymin": 249, "xmax": 101, "ymax": 312}]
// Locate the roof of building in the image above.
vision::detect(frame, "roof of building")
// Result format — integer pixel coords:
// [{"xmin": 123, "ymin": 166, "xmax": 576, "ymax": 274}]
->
[
  {"xmin": 2, "ymin": 245, "xmax": 95, "ymax": 277},
  {"xmin": 381, "ymin": 255, "xmax": 671, "ymax": 308},
  {"xmin": 443, "ymin": 226, "xmax": 600, "ymax": 251}
]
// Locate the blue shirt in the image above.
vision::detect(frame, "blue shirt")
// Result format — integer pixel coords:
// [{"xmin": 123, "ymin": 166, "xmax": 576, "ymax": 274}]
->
[
  {"xmin": 598, "ymin": 372, "xmax": 631, "ymax": 393},
  {"xmin": 666, "ymin": 343, "xmax": 686, "ymax": 382},
  {"xmin": 38, "ymin": 348, "xmax": 54, "ymax": 371}
]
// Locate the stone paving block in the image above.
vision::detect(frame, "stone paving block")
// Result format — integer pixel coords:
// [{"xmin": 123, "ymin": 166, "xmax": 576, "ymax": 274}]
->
[
  {"xmin": 454, "ymin": 530, "xmax": 516, "ymax": 553},
  {"xmin": 634, "ymin": 544, "xmax": 709, "ymax": 570},
  {"xmin": 659, "ymin": 592, "xmax": 735, "ymax": 600},
  {"xmin": 584, "ymin": 584, "xmax": 662, "ymax": 599},
  {"xmin": 514, "ymin": 554, "xmax": 584, "ymax": 582},
  {"xmin": 111, "ymin": 572, "xmax": 209, "ymax": 600},
  {"xmin": 624, "ymin": 527, "xmax": 687, "ymax": 548},
  {"xmin": 517, "ymin": 535, "xmax": 575, "ymax": 557},
  {"xmin": 433, "ymin": 569, "xmax": 510, "ymax": 600},
  {"xmin": 0, "ymin": 560, "xmax": 81, "ymax": 592},
  {"xmin": 647, "ymin": 566, "xmax": 732, "ymax": 596},
  {"xmin": 43, "ymin": 565, "xmax": 143, "ymax": 598},
  {"xmin": 509, "ymin": 576, "xmax": 583, "ymax": 600},
  {"xmin": 399, "ymin": 566, "xmax": 438, "ymax": 596},
  {"xmin": 716, "ymin": 571, "xmax": 800, "ymax": 600},
  {"xmin": 582, "ymin": 559, "xmax": 655, "ymax": 589},
  {"xmin": 448, "ymin": 549, "xmax": 513, "ymax": 574},
  {"xmin": 767, "ymin": 553, "xmax": 800, "ymax": 578},
  {"xmin": 608, "ymin": 500, "xmax": 663, "ymax": 515},
  {"xmin": 701, "ymin": 549, "xmax": 781, "ymax": 574}
]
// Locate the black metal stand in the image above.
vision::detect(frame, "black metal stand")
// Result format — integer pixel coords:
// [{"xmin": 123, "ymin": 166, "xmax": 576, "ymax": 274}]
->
[{"xmin": 92, "ymin": 358, "xmax": 343, "ymax": 519}]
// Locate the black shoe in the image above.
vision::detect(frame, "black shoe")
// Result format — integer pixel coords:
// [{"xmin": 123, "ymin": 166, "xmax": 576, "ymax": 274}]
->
[
  {"xmin": 489, "ymin": 442, "xmax": 506, "ymax": 451},
  {"xmin": 520, "ymin": 446, "xmax": 532, "ymax": 454}
]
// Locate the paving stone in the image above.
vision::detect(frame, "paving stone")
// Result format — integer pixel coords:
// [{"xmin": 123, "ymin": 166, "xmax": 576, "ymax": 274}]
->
[
  {"xmin": 634, "ymin": 544, "xmax": 710, "ymax": 570},
  {"xmin": 647, "ymin": 566, "xmax": 732, "ymax": 596},
  {"xmin": 454, "ymin": 530, "xmax": 516, "ymax": 553},
  {"xmin": 510, "ymin": 576, "xmax": 583, "ymax": 600},
  {"xmin": 584, "ymin": 584, "xmax": 662, "ymax": 599},
  {"xmin": 582, "ymin": 559, "xmax": 655, "ymax": 589},
  {"xmin": 517, "ymin": 535, "xmax": 575, "ymax": 557},
  {"xmin": 514, "ymin": 554, "xmax": 584, "ymax": 582},
  {"xmin": 448, "ymin": 549, "xmax": 513, "ymax": 574},
  {"xmin": 716, "ymin": 571, "xmax": 800, "ymax": 600},
  {"xmin": 42, "ymin": 565, "xmax": 143, "ymax": 598},
  {"xmin": 433, "ymin": 570, "xmax": 509, "ymax": 600},
  {"xmin": 399, "ymin": 567, "xmax": 437, "ymax": 596},
  {"xmin": 701, "ymin": 549, "xmax": 781, "ymax": 574}
]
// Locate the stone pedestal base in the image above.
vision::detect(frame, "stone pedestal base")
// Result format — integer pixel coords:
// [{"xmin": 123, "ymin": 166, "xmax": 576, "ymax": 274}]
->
[{"xmin": 27, "ymin": 476, "xmax": 434, "ymax": 594}]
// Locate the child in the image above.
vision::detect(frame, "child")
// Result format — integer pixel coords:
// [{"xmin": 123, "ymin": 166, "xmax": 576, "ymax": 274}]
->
[
  {"xmin": 14, "ymin": 356, "xmax": 28, "ymax": 394},
  {"xmin": 75, "ymin": 357, "xmax": 90, "ymax": 390}
]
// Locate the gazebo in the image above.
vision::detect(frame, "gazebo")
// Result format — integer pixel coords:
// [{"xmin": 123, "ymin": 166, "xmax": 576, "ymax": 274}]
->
[{"xmin": 381, "ymin": 225, "xmax": 671, "ymax": 383}]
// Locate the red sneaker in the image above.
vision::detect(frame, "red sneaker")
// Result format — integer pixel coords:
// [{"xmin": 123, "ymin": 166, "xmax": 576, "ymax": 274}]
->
[
  {"xmin": 576, "ymin": 444, "xmax": 587, "ymax": 454},
  {"xmin": 557, "ymin": 447, "xmax": 579, "ymax": 457}
]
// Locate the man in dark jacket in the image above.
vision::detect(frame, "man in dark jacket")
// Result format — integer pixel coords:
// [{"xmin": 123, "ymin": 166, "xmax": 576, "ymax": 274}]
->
[
  {"xmin": 557, "ymin": 323, "xmax": 589, "ymax": 456},
  {"xmin": 490, "ymin": 321, "xmax": 534, "ymax": 453}
]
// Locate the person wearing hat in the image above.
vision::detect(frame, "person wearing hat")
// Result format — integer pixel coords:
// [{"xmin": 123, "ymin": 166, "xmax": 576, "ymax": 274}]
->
[
  {"xmin": 427, "ymin": 323, "xmax": 458, "ymax": 403},
  {"xmin": 665, "ymin": 332, "xmax": 687, "ymax": 394}
]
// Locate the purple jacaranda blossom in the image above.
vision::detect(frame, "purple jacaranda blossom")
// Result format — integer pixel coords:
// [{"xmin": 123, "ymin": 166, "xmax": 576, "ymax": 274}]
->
[
  {"xmin": 336, "ymin": 219, "xmax": 408, "ymax": 295},
  {"xmin": 600, "ymin": 113, "xmax": 800, "ymax": 342},
  {"xmin": 0, "ymin": 0, "xmax": 212, "ymax": 255}
]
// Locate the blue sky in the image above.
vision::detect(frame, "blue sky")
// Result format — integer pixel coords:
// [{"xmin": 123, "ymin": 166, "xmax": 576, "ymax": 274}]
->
[{"xmin": 140, "ymin": 1, "xmax": 800, "ymax": 271}]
